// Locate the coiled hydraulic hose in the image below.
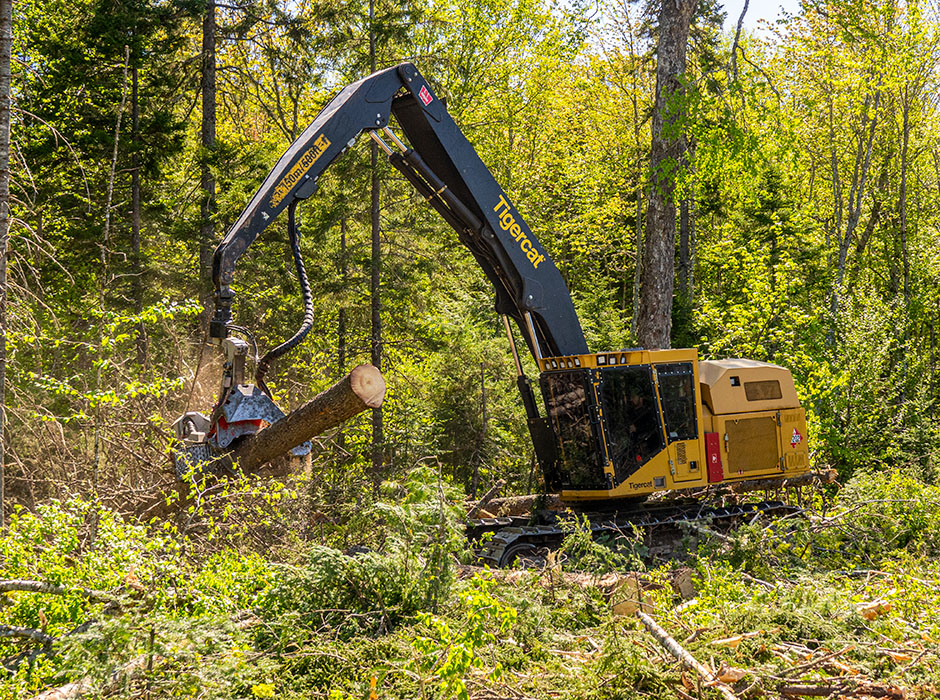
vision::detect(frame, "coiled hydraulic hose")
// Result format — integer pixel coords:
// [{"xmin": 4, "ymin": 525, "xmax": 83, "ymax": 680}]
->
[{"xmin": 255, "ymin": 200, "xmax": 314, "ymax": 397}]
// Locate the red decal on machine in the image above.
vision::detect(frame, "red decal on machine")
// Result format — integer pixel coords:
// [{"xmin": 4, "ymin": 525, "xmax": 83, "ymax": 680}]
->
[
  {"xmin": 790, "ymin": 428, "xmax": 803, "ymax": 447},
  {"xmin": 418, "ymin": 85, "xmax": 432, "ymax": 106}
]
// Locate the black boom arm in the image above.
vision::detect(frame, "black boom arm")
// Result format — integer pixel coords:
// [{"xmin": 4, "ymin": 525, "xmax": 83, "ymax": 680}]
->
[{"xmin": 210, "ymin": 63, "xmax": 589, "ymax": 360}]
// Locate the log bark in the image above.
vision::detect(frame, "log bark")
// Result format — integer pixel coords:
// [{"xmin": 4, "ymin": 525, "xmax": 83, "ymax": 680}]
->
[
  {"xmin": 478, "ymin": 493, "xmax": 563, "ymax": 517},
  {"xmin": 227, "ymin": 364, "xmax": 385, "ymax": 473}
]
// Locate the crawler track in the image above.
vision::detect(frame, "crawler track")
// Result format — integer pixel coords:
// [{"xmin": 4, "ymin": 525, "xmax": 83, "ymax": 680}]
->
[{"xmin": 468, "ymin": 500, "xmax": 802, "ymax": 567}]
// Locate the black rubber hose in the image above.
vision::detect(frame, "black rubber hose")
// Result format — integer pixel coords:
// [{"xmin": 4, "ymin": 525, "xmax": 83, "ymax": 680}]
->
[{"xmin": 255, "ymin": 200, "xmax": 315, "ymax": 397}]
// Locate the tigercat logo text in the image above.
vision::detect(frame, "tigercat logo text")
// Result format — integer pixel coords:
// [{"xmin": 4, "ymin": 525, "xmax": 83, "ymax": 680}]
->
[
  {"xmin": 269, "ymin": 134, "xmax": 331, "ymax": 208},
  {"xmin": 493, "ymin": 195, "xmax": 545, "ymax": 269},
  {"xmin": 630, "ymin": 481, "xmax": 653, "ymax": 491}
]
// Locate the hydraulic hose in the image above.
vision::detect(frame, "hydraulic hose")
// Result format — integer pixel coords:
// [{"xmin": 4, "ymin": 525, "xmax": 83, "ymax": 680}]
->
[{"xmin": 255, "ymin": 200, "xmax": 315, "ymax": 397}]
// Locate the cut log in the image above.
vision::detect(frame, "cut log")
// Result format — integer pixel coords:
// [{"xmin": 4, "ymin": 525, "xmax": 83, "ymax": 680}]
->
[
  {"xmin": 226, "ymin": 364, "xmax": 385, "ymax": 473},
  {"xmin": 480, "ymin": 470, "xmax": 836, "ymax": 518},
  {"xmin": 480, "ymin": 493, "xmax": 564, "ymax": 517},
  {"xmin": 467, "ymin": 479, "xmax": 506, "ymax": 518},
  {"xmin": 726, "ymin": 469, "xmax": 837, "ymax": 494},
  {"xmin": 140, "ymin": 365, "xmax": 385, "ymax": 520}
]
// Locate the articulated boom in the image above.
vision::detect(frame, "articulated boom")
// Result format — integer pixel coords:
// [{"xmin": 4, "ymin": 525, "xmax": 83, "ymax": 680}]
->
[{"xmin": 210, "ymin": 62, "xmax": 587, "ymax": 359}]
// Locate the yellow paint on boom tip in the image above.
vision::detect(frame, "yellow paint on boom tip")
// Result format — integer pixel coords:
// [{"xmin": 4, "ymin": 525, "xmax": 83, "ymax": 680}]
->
[
  {"xmin": 493, "ymin": 195, "xmax": 546, "ymax": 269},
  {"xmin": 269, "ymin": 134, "xmax": 331, "ymax": 208}
]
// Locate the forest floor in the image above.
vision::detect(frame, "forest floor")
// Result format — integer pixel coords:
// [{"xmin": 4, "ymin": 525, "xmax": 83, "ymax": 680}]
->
[{"xmin": 1, "ymin": 466, "xmax": 940, "ymax": 699}]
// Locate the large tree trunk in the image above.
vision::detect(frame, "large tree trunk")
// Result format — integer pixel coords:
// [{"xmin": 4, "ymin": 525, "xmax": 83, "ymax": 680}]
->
[
  {"xmin": 369, "ymin": 0, "xmax": 384, "ymax": 490},
  {"xmin": 228, "ymin": 364, "xmax": 385, "ymax": 473},
  {"xmin": 140, "ymin": 365, "xmax": 385, "ymax": 520},
  {"xmin": 636, "ymin": 0, "xmax": 696, "ymax": 350},
  {"xmin": 677, "ymin": 138, "xmax": 696, "ymax": 300},
  {"xmin": 199, "ymin": 0, "xmax": 217, "ymax": 319},
  {"xmin": 0, "ymin": 0, "xmax": 10, "ymax": 528}
]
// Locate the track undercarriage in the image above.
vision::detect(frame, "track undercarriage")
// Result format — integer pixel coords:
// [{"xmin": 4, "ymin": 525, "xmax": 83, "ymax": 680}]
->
[{"xmin": 469, "ymin": 498, "xmax": 804, "ymax": 568}]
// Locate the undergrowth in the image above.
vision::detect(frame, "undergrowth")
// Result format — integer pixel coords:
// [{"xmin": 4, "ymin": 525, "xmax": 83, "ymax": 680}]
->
[{"xmin": 2, "ymin": 467, "xmax": 940, "ymax": 698}]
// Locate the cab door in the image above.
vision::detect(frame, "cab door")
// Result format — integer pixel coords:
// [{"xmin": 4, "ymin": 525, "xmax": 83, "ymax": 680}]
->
[{"xmin": 653, "ymin": 362, "xmax": 703, "ymax": 483}]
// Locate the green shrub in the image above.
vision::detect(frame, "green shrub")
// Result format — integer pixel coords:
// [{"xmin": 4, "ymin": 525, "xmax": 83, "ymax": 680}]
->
[{"xmin": 253, "ymin": 465, "xmax": 465, "ymax": 647}]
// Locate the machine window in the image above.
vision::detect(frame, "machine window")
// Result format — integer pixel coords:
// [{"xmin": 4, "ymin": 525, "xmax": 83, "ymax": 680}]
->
[
  {"xmin": 599, "ymin": 365, "xmax": 665, "ymax": 482},
  {"xmin": 656, "ymin": 362, "xmax": 698, "ymax": 442},
  {"xmin": 540, "ymin": 371, "xmax": 606, "ymax": 489},
  {"xmin": 744, "ymin": 380, "xmax": 782, "ymax": 401}
]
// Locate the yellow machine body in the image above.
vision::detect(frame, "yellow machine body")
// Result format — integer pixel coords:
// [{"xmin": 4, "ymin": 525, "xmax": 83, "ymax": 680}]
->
[{"xmin": 536, "ymin": 350, "xmax": 811, "ymax": 501}]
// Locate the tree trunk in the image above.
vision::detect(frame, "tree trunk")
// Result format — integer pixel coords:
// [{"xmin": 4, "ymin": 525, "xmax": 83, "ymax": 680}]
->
[
  {"xmin": 677, "ymin": 138, "xmax": 696, "ymax": 301},
  {"xmin": 636, "ymin": 0, "xmax": 696, "ymax": 350},
  {"xmin": 229, "ymin": 364, "xmax": 385, "ymax": 473},
  {"xmin": 369, "ymin": 0, "xmax": 384, "ymax": 489},
  {"xmin": 336, "ymin": 217, "xmax": 347, "ymax": 452},
  {"xmin": 0, "ymin": 0, "xmax": 10, "ymax": 529},
  {"xmin": 199, "ymin": 0, "xmax": 216, "ymax": 320},
  {"xmin": 899, "ymin": 84, "xmax": 911, "ymax": 309},
  {"xmin": 131, "ymin": 65, "xmax": 147, "ymax": 365}
]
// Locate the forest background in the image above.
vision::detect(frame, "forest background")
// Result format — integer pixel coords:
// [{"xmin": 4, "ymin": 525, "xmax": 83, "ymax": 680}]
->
[
  {"xmin": 2, "ymin": 0, "xmax": 940, "ymax": 697},
  {"xmin": 9, "ymin": 0, "xmax": 940, "ymax": 504}
]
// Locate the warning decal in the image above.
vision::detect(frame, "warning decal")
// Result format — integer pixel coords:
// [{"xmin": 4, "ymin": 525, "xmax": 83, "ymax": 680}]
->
[
  {"xmin": 418, "ymin": 85, "xmax": 433, "ymax": 106},
  {"xmin": 790, "ymin": 428, "xmax": 803, "ymax": 448}
]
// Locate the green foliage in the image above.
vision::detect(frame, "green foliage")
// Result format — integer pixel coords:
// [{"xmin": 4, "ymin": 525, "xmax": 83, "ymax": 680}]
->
[
  {"xmin": 719, "ymin": 468, "xmax": 940, "ymax": 580},
  {"xmin": 558, "ymin": 514, "xmax": 647, "ymax": 575},
  {"xmin": 411, "ymin": 575, "xmax": 517, "ymax": 700},
  {"xmin": 253, "ymin": 466, "xmax": 464, "ymax": 646}
]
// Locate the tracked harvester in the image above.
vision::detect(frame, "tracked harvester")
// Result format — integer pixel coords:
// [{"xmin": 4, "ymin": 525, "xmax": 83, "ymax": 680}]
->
[{"xmin": 174, "ymin": 63, "xmax": 814, "ymax": 561}]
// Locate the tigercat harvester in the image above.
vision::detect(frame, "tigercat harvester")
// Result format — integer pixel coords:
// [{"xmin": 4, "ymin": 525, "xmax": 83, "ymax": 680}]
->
[{"xmin": 174, "ymin": 61, "xmax": 811, "ymax": 519}]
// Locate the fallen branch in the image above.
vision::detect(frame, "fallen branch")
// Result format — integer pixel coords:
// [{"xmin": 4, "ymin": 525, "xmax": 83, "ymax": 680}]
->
[
  {"xmin": 636, "ymin": 611, "xmax": 740, "ymax": 700},
  {"xmin": 30, "ymin": 654, "xmax": 155, "ymax": 700},
  {"xmin": 0, "ymin": 624, "xmax": 53, "ymax": 646},
  {"xmin": 780, "ymin": 684, "xmax": 840, "ymax": 698},
  {"xmin": 782, "ymin": 645, "xmax": 854, "ymax": 678},
  {"xmin": 779, "ymin": 681, "xmax": 905, "ymax": 698},
  {"xmin": 0, "ymin": 579, "xmax": 120, "ymax": 605}
]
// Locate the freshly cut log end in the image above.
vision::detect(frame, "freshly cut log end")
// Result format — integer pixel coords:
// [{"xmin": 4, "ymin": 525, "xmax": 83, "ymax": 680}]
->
[{"xmin": 349, "ymin": 364, "xmax": 386, "ymax": 408}]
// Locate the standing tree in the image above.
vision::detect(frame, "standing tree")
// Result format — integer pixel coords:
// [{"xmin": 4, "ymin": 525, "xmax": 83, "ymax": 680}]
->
[
  {"xmin": 635, "ymin": 0, "xmax": 695, "ymax": 349},
  {"xmin": 200, "ymin": 0, "xmax": 217, "ymax": 319},
  {"xmin": 0, "ymin": 0, "xmax": 9, "ymax": 527},
  {"xmin": 368, "ymin": 0, "xmax": 384, "ymax": 490}
]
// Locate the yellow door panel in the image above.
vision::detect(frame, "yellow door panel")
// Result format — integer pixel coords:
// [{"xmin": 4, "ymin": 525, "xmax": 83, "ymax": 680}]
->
[{"xmin": 717, "ymin": 411, "xmax": 784, "ymax": 481}]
